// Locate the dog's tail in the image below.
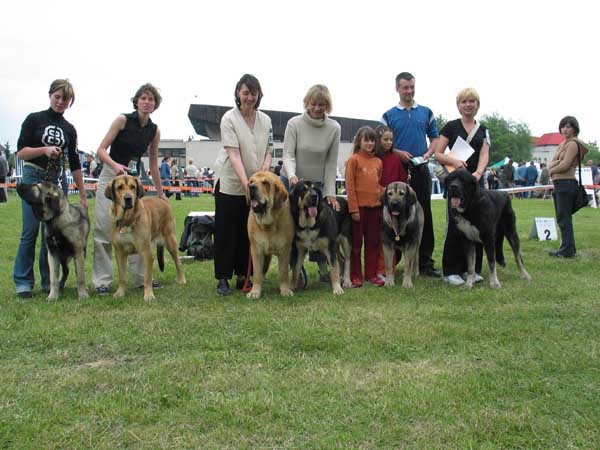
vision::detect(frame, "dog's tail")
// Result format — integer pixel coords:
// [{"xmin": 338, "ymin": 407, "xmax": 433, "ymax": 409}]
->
[{"xmin": 157, "ymin": 245, "xmax": 165, "ymax": 272}]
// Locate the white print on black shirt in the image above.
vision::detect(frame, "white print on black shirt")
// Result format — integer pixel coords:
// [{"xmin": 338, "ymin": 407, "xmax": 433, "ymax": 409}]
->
[{"xmin": 42, "ymin": 125, "xmax": 65, "ymax": 148}]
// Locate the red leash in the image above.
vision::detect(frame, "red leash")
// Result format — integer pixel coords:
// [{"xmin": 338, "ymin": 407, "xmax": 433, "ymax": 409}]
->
[{"xmin": 242, "ymin": 249, "xmax": 253, "ymax": 293}]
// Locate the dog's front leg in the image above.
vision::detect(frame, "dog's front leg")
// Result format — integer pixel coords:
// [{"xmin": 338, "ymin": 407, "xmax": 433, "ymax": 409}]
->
[
  {"xmin": 338, "ymin": 237, "xmax": 352, "ymax": 289},
  {"xmin": 325, "ymin": 247, "xmax": 343, "ymax": 295},
  {"xmin": 278, "ymin": 247, "xmax": 294, "ymax": 297},
  {"xmin": 291, "ymin": 245, "xmax": 307, "ymax": 291},
  {"xmin": 47, "ymin": 252, "xmax": 60, "ymax": 301},
  {"xmin": 74, "ymin": 249, "xmax": 89, "ymax": 300},
  {"xmin": 382, "ymin": 242, "xmax": 396, "ymax": 287},
  {"xmin": 462, "ymin": 242, "xmax": 476, "ymax": 290},
  {"xmin": 113, "ymin": 247, "xmax": 128, "ymax": 299},
  {"xmin": 403, "ymin": 246, "xmax": 419, "ymax": 289},
  {"xmin": 247, "ymin": 246, "xmax": 263, "ymax": 299}
]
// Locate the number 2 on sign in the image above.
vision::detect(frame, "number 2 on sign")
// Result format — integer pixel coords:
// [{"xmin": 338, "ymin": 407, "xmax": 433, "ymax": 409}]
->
[{"xmin": 544, "ymin": 229, "xmax": 551, "ymax": 240}]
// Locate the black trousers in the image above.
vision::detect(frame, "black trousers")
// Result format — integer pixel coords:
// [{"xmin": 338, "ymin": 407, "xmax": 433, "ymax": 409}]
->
[
  {"xmin": 213, "ymin": 181, "xmax": 250, "ymax": 280},
  {"xmin": 409, "ymin": 164, "xmax": 435, "ymax": 270},
  {"xmin": 552, "ymin": 179, "xmax": 577, "ymax": 255},
  {"xmin": 0, "ymin": 176, "xmax": 6, "ymax": 202}
]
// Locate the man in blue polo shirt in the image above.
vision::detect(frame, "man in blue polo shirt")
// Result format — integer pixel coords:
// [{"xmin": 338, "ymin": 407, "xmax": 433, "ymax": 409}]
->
[{"xmin": 381, "ymin": 72, "xmax": 441, "ymax": 277}]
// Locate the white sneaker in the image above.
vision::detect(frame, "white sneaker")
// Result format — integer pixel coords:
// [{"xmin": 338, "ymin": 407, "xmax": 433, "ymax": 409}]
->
[
  {"xmin": 444, "ymin": 274, "xmax": 465, "ymax": 286},
  {"xmin": 462, "ymin": 272, "xmax": 484, "ymax": 283}
]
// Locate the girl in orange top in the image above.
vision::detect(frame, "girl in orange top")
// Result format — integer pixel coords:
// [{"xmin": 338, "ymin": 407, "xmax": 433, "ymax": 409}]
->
[{"xmin": 345, "ymin": 126, "xmax": 384, "ymax": 287}]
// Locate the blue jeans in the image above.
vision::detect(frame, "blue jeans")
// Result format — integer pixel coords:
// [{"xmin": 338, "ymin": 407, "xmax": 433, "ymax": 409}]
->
[{"xmin": 13, "ymin": 165, "xmax": 57, "ymax": 293}]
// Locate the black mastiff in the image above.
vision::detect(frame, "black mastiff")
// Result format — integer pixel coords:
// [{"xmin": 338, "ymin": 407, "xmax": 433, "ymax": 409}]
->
[
  {"xmin": 17, "ymin": 182, "xmax": 89, "ymax": 300},
  {"xmin": 381, "ymin": 181, "xmax": 424, "ymax": 288},
  {"xmin": 289, "ymin": 180, "xmax": 351, "ymax": 294},
  {"xmin": 445, "ymin": 169, "xmax": 531, "ymax": 289}
]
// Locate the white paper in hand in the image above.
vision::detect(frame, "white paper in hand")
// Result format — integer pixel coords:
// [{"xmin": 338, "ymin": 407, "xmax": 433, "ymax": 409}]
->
[{"xmin": 448, "ymin": 136, "xmax": 475, "ymax": 162}]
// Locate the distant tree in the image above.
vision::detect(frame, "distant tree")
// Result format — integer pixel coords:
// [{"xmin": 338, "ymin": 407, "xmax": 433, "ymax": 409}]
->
[
  {"xmin": 584, "ymin": 140, "xmax": 599, "ymax": 164},
  {"xmin": 435, "ymin": 114, "xmax": 447, "ymax": 134},
  {"xmin": 481, "ymin": 114, "xmax": 532, "ymax": 164}
]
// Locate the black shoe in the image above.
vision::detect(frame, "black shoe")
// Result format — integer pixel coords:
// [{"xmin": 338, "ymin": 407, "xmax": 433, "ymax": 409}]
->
[
  {"xmin": 217, "ymin": 279, "xmax": 233, "ymax": 296},
  {"xmin": 548, "ymin": 251, "xmax": 575, "ymax": 258},
  {"xmin": 136, "ymin": 280, "xmax": 162, "ymax": 289},
  {"xmin": 95, "ymin": 286, "xmax": 110, "ymax": 296},
  {"xmin": 319, "ymin": 272, "xmax": 331, "ymax": 283},
  {"xmin": 421, "ymin": 267, "xmax": 442, "ymax": 278},
  {"xmin": 17, "ymin": 291, "xmax": 33, "ymax": 299},
  {"xmin": 236, "ymin": 276, "xmax": 251, "ymax": 290}
]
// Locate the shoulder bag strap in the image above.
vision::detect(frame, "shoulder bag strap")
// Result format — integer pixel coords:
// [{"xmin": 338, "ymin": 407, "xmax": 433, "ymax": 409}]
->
[
  {"xmin": 465, "ymin": 121, "xmax": 481, "ymax": 144},
  {"xmin": 575, "ymin": 141, "xmax": 583, "ymax": 186}
]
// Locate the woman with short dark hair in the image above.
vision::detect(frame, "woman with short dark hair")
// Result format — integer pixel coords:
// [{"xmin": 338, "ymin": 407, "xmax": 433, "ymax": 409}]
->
[
  {"xmin": 548, "ymin": 115, "xmax": 587, "ymax": 258},
  {"xmin": 213, "ymin": 74, "xmax": 273, "ymax": 295},
  {"xmin": 92, "ymin": 83, "xmax": 166, "ymax": 295}
]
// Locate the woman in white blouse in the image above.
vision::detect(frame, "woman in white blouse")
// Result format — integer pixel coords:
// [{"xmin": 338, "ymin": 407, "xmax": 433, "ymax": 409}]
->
[{"xmin": 213, "ymin": 74, "xmax": 273, "ymax": 295}]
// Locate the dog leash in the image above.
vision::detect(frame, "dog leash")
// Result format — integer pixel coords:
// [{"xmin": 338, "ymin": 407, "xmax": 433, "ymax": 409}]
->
[
  {"xmin": 45, "ymin": 147, "xmax": 64, "ymax": 183},
  {"xmin": 242, "ymin": 251, "xmax": 253, "ymax": 293}
]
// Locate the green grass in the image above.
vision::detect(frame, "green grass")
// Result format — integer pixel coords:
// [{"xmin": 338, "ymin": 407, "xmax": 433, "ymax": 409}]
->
[{"xmin": 1, "ymin": 191, "xmax": 599, "ymax": 449}]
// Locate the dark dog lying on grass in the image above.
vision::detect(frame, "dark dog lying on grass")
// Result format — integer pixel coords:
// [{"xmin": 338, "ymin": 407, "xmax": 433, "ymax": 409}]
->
[{"xmin": 17, "ymin": 182, "xmax": 89, "ymax": 300}]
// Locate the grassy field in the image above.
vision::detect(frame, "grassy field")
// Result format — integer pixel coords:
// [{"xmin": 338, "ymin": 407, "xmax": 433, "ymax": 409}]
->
[{"xmin": 1, "ymin": 191, "xmax": 599, "ymax": 449}]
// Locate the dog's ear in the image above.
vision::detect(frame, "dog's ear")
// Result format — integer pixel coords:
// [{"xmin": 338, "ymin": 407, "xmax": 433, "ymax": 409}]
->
[
  {"xmin": 105, "ymin": 179, "xmax": 115, "ymax": 200},
  {"xmin": 16, "ymin": 183, "xmax": 39, "ymax": 205},
  {"xmin": 50, "ymin": 194, "xmax": 61, "ymax": 216},
  {"xmin": 407, "ymin": 185, "xmax": 417, "ymax": 206},
  {"xmin": 313, "ymin": 181, "xmax": 323, "ymax": 192},
  {"xmin": 380, "ymin": 185, "xmax": 388, "ymax": 207},
  {"xmin": 273, "ymin": 179, "xmax": 288, "ymax": 210},
  {"xmin": 135, "ymin": 177, "xmax": 144, "ymax": 198}
]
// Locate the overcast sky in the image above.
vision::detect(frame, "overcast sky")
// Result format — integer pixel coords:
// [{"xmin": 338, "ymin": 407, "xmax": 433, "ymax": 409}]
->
[{"xmin": 1, "ymin": 0, "xmax": 598, "ymax": 154}]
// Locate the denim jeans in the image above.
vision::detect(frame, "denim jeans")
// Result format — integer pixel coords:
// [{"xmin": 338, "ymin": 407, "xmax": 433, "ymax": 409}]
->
[{"xmin": 13, "ymin": 164, "xmax": 57, "ymax": 293}]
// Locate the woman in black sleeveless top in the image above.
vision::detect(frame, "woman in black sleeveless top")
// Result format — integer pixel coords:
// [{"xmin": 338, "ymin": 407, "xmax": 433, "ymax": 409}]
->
[{"xmin": 92, "ymin": 83, "xmax": 167, "ymax": 295}]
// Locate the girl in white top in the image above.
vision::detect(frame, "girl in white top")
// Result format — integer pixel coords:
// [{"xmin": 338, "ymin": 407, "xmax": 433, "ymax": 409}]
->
[{"xmin": 213, "ymin": 74, "xmax": 273, "ymax": 295}]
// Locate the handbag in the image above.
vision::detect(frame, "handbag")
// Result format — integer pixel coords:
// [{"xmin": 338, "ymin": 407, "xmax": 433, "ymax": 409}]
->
[
  {"xmin": 572, "ymin": 142, "xmax": 589, "ymax": 214},
  {"xmin": 434, "ymin": 122, "xmax": 481, "ymax": 183}
]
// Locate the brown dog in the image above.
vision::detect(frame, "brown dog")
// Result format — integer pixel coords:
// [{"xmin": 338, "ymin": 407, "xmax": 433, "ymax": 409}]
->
[
  {"xmin": 105, "ymin": 175, "xmax": 186, "ymax": 301},
  {"xmin": 246, "ymin": 171, "xmax": 294, "ymax": 299}
]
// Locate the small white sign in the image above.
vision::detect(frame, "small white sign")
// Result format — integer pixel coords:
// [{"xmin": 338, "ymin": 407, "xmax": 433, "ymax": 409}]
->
[{"xmin": 529, "ymin": 217, "xmax": 558, "ymax": 241}]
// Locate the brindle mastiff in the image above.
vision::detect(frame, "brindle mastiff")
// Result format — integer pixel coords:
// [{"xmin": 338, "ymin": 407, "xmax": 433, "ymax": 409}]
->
[
  {"xmin": 17, "ymin": 181, "xmax": 89, "ymax": 300},
  {"xmin": 381, "ymin": 181, "xmax": 424, "ymax": 288}
]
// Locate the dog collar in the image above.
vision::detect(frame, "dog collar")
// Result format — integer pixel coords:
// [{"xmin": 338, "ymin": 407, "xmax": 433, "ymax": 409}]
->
[{"xmin": 116, "ymin": 219, "xmax": 132, "ymax": 233}]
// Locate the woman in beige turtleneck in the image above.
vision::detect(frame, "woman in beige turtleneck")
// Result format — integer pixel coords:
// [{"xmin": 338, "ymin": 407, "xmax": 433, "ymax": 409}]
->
[{"xmin": 548, "ymin": 115, "xmax": 587, "ymax": 258}]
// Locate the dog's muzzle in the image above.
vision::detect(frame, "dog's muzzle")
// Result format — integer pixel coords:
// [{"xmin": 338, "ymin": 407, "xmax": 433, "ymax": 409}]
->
[
  {"xmin": 248, "ymin": 185, "xmax": 267, "ymax": 214},
  {"xmin": 123, "ymin": 195, "xmax": 134, "ymax": 210}
]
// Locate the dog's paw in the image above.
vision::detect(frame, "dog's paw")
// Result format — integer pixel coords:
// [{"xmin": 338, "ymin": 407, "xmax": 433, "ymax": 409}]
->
[
  {"xmin": 460, "ymin": 282, "xmax": 474, "ymax": 290},
  {"xmin": 489, "ymin": 280, "xmax": 502, "ymax": 289},
  {"xmin": 144, "ymin": 292, "xmax": 155, "ymax": 302},
  {"xmin": 47, "ymin": 292, "xmax": 59, "ymax": 302},
  {"xmin": 342, "ymin": 279, "xmax": 352, "ymax": 289},
  {"xmin": 280, "ymin": 287, "xmax": 294, "ymax": 297},
  {"xmin": 177, "ymin": 274, "xmax": 186, "ymax": 284},
  {"xmin": 247, "ymin": 289, "xmax": 261, "ymax": 299},
  {"xmin": 402, "ymin": 279, "xmax": 413, "ymax": 289},
  {"xmin": 332, "ymin": 284, "xmax": 344, "ymax": 295},
  {"xmin": 113, "ymin": 289, "xmax": 125, "ymax": 299},
  {"xmin": 521, "ymin": 272, "xmax": 532, "ymax": 282},
  {"xmin": 78, "ymin": 289, "xmax": 89, "ymax": 300},
  {"xmin": 385, "ymin": 278, "xmax": 396, "ymax": 288}
]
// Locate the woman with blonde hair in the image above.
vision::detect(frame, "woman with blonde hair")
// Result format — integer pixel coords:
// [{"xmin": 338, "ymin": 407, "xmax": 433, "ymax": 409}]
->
[
  {"xmin": 283, "ymin": 84, "xmax": 342, "ymax": 282},
  {"xmin": 435, "ymin": 87, "xmax": 490, "ymax": 286}
]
